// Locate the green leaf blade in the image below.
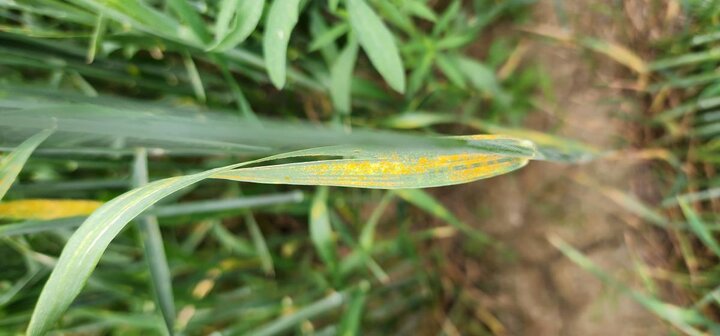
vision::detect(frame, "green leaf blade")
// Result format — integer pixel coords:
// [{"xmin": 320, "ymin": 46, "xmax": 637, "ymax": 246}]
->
[
  {"xmin": 330, "ymin": 36, "xmax": 359, "ymax": 114},
  {"xmin": 132, "ymin": 149, "xmax": 176, "ymax": 336},
  {"xmin": 25, "ymin": 163, "xmax": 243, "ymax": 335},
  {"xmin": 310, "ymin": 186, "xmax": 338, "ymax": 273},
  {"xmin": 210, "ymin": 0, "xmax": 265, "ymax": 51},
  {"xmin": 263, "ymin": 0, "xmax": 301, "ymax": 89},
  {"xmin": 679, "ymin": 199, "xmax": 720, "ymax": 257},
  {"xmin": 348, "ymin": 0, "xmax": 406, "ymax": 93},
  {"xmin": 0, "ymin": 129, "xmax": 52, "ymax": 201}
]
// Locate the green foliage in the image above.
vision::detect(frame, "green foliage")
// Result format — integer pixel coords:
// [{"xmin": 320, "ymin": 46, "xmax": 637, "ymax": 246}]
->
[
  {"xmin": 348, "ymin": 0, "xmax": 406, "ymax": 93},
  {"xmin": 0, "ymin": 130, "xmax": 52, "ymax": 201},
  {"xmin": 0, "ymin": 0, "xmax": 546, "ymax": 334}
]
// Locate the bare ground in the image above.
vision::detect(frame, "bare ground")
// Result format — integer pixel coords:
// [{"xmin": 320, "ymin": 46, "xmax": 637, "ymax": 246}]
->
[{"xmin": 432, "ymin": 0, "xmax": 673, "ymax": 334}]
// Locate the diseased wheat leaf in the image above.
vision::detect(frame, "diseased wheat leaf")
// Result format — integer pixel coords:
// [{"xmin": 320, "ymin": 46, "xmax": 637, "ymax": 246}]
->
[
  {"xmin": 0, "ymin": 199, "xmax": 102, "ymax": 220},
  {"xmin": 214, "ymin": 137, "xmax": 534, "ymax": 189}
]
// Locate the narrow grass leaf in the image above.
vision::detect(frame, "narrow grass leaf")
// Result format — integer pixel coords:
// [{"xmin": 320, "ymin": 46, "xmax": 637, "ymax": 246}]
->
[
  {"xmin": 394, "ymin": 189, "xmax": 490, "ymax": 244},
  {"xmin": 404, "ymin": 1, "xmax": 437, "ymax": 22},
  {"xmin": 338, "ymin": 283, "xmax": 369, "ymax": 336},
  {"xmin": 382, "ymin": 112, "xmax": 600, "ymax": 163},
  {"xmin": 433, "ymin": 0, "xmax": 460, "ymax": 36},
  {"xmin": 132, "ymin": 149, "xmax": 176, "ymax": 336},
  {"xmin": 579, "ymin": 37, "xmax": 648, "ymax": 74},
  {"xmin": 0, "ymin": 217, "xmax": 86, "ymax": 237},
  {"xmin": 69, "ymin": 0, "xmax": 184, "ymax": 44},
  {"xmin": 309, "ymin": 23, "xmax": 349, "ymax": 52},
  {"xmin": 26, "ymin": 162, "xmax": 248, "ymax": 335},
  {"xmin": 359, "ymin": 192, "xmax": 394, "ymax": 251},
  {"xmin": 212, "ymin": 221, "xmax": 256, "ymax": 256},
  {"xmin": 149, "ymin": 191, "xmax": 304, "ymax": 217},
  {"xmin": 0, "ymin": 199, "xmax": 102, "ymax": 220},
  {"xmin": 436, "ymin": 53, "xmax": 467, "ymax": 89},
  {"xmin": 244, "ymin": 292, "xmax": 346, "ymax": 336},
  {"xmin": 407, "ymin": 51, "xmax": 435, "ymax": 95},
  {"xmin": 210, "ymin": 0, "xmax": 265, "ymax": 51},
  {"xmin": 679, "ymin": 199, "xmax": 720, "ymax": 257},
  {"xmin": 598, "ymin": 186, "xmax": 671, "ymax": 228},
  {"xmin": 0, "ymin": 129, "xmax": 52, "ymax": 201},
  {"xmin": 330, "ymin": 36, "xmax": 359, "ymax": 114},
  {"xmin": 263, "ymin": 0, "xmax": 301, "ymax": 89},
  {"xmin": 214, "ymin": 0, "xmax": 239, "ymax": 41},
  {"xmin": 455, "ymin": 57, "xmax": 507, "ymax": 104},
  {"xmin": 649, "ymin": 48, "xmax": 720, "ymax": 70},
  {"xmin": 166, "ymin": 0, "xmax": 212, "ymax": 44},
  {"xmin": 245, "ymin": 213, "xmax": 275, "ymax": 275},
  {"xmin": 183, "ymin": 52, "xmax": 207, "ymax": 102},
  {"xmin": 348, "ymin": 0, "xmax": 406, "ymax": 93},
  {"xmin": 309, "ymin": 9, "xmax": 339, "ymax": 64},
  {"xmin": 663, "ymin": 188, "xmax": 720, "ymax": 207},
  {"xmin": 86, "ymin": 14, "xmax": 106, "ymax": 64},
  {"xmin": 310, "ymin": 187, "xmax": 338, "ymax": 273}
]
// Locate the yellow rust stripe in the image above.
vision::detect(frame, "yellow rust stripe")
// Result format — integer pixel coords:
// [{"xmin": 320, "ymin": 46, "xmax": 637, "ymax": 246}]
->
[{"xmin": 0, "ymin": 199, "xmax": 103, "ymax": 220}]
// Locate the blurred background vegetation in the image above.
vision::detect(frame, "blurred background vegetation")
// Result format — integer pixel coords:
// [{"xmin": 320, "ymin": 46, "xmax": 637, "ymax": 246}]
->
[{"xmin": 0, "ymin": 0, "xmax": 719, "ymax": 335}]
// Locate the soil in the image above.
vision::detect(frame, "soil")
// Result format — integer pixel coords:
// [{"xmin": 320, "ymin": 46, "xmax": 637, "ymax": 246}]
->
[{"xmin": 431, "ymin": 0, "xmax": 674, "ymax": 334}]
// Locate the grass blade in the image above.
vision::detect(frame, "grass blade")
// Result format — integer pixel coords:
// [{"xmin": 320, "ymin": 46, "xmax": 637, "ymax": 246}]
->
[
  {"xmin": 263, "ymin": 0, "xmax": 301, "ymax": 89},
  {"xmin": 132, "ymin": 148, "xmax": 176, "ymax": 336},
  {"xmin": 166, "ymin": 0, "xmax": 212, "ymax": 44},
  {"xmin": 0, "ymin": 217, "xmax": 86, "ymax": 237},
  {"xmin": 86, "ymin": 13, "xmax": 106, "ymax": 64},
  {"xmin": 436, "ymin": 53, "xmax": 467, "ymax": 89},
  {"xmin": 150, "ymin": 191, "xmax": 304, "ymax": 217},
  {"xmin": 359, "ymin": 191, "xmax": 394, "ymax": 251},
  {"xmin": 348, "ymin": 0, "xmax": 406, "ymax": 93},
  {"xmin": 394, "ymin": 189, "xmax": 490, "ymax": 244},
  {"xmin": 330, "ymin": 35, "xmax": 359, "ymax": 114},
  {"xmin": 182, "ymin": 52, "xmax": 207, "ymax": 102},
  {"xmin": 245, "ymin": 213, "xmax": 275, "ymax": 275},
  {"xmin": 456, "ymin": 57, "xmax": 508, "ymax": 105},
  {"xmin": 244, "ymin": 292, "xmax": 346, "ymax": 336},
  {"xmin": 26, "ymin": 161, "xmax": 249, "ymax": 335},
  {"xmin": 310, "ymin": 186, "xmax": 338, "ymax": 273},
  {"xmin": 338, "ymin": 282, "xmax": 369, "ymax": 335},
  {"xmin": 0, "ymin": 129, "xmax": 52, "ymax": 201},
  {"xmin": 210, "ymin": 0, "xmax": 265, "ymax": 51},
  {"xmin": 679, "ymin": 198, "xmax": 720, "ymax": 257},
  {"xmin": 309, "ymin": 23, "xmax": 349, "ymax": 52}
]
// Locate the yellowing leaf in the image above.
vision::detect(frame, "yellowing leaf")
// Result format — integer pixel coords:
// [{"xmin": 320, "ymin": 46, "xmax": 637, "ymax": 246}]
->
[
  {"xmin": 213, "ymin": 135, "xmax": 534, "ymax": 189},
  {"xmin": 0, "ymin": 199, "xmax": 103, "ymax": 220}
]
